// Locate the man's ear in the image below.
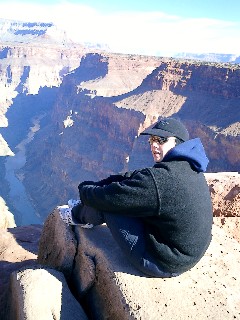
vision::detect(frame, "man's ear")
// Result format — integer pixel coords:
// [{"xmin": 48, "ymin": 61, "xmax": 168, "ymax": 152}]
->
[{"xmin": 174, "ymin": 137, "xmax": 183, "ymax": 146}]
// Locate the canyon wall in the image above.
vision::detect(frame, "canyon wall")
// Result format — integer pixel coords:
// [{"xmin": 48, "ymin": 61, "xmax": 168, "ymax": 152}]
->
[
  {"xmin": 0, "ymin": 41, "xmax": 239, "ymax": 223},
  {"xmin": 18, "ymin": 53, "xmax": 240, "ymax": 221},
  {"xmin": 0, "ymin": 43, "xmax": 86, "ymax": 126}
]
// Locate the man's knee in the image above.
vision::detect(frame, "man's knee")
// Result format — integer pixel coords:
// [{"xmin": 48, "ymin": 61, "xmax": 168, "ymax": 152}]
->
[{"xmin": 72, "ymin": 204, "xmax": 104, "ymax": 226}]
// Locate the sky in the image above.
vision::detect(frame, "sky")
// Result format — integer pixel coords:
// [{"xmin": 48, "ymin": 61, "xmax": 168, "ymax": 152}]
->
[{"xmin": 0, "ymin": 0, "xmax": 240, "ymax": 56}]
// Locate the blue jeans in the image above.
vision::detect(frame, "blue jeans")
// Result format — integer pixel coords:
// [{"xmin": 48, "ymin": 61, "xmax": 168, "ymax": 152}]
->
[{"xmin": 72, "ymin": 205, "xmax": 180, "ymax": 278}]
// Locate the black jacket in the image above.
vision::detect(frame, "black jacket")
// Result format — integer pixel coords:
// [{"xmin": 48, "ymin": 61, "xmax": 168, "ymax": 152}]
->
[{"xmin": 78, "ymin": 138, "xmax": 213, "ymax": 273}]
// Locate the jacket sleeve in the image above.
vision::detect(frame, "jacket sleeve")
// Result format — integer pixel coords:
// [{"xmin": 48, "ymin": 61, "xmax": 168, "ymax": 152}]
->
[
  {"xmin": 78, "ymin": 171, "xmax": 136, "ymax": 190},
  {"xmin": 79, "ymin": 168, "xmax": 159, "ymax": 217}
]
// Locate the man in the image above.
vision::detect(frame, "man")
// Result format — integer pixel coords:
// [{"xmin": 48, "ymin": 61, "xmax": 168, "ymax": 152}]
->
[{"xmin": 59, "ymin": 117, "xmax": 213, "ymax": 277}]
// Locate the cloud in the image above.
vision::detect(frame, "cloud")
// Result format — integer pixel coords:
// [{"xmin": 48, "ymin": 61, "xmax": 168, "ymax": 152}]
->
[{"xmin": 0, "ymin": 1, "xmax": 240, "ymax": 55}]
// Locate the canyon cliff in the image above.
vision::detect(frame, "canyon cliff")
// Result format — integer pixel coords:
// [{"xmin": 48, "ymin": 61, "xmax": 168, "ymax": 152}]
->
[
  {"xmin": 14, "ymin": 53, "xmax": 240, "ymax": 220},
  {"xmin": 0, "ymin": 19, "xmax": 239, "ymax": 222}
]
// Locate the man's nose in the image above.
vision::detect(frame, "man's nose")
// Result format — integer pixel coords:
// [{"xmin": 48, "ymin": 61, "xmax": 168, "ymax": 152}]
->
[{"xmin": 152, "ymin": 142, "xmax": 159, "ymax": 148}]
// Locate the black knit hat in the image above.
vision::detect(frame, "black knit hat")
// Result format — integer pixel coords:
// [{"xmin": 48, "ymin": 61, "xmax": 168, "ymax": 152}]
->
[{"xmin": 140, "ymin": 118, "xmax": 189, "ymax": 141}]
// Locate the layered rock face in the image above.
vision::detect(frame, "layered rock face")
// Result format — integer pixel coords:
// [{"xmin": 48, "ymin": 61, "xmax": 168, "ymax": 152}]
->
[
  {"xmin": 0, "ymin": 51, "xmax": 163, "ymax": 219},
  {"xmin": 0, "ymin": 19, "xmax": 92, "ymax": 132},
  {"xmin": 206, "ymin": 172, "xmax": 240, "ymax": 243},
  {"xmin": 18, "ymin": 53, "xmax": 240, "ymax": 220},
  {"xmin": 0, "ymin": 38, "xmax": 239, "ymax": 222},
  {"xmin": 0, "ymin": 43, "xmax": 86, "ymax": 126}
]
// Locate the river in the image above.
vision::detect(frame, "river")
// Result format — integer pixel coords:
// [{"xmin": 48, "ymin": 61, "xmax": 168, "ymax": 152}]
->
[{"xmin": 5, "ymin": 116, "xmax": 44, "ymax": 226}]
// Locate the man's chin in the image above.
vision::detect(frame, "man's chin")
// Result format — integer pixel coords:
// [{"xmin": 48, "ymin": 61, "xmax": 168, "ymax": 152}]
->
[{"xmin": 154, "ymin": 156, "xmax": 163, "ymax": 163}]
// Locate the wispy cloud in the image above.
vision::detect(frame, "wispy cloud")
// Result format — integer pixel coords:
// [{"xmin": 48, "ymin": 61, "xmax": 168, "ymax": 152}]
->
[{"xmin": 0, "ymin": 1, "xmax": 239, "ymax": 55}]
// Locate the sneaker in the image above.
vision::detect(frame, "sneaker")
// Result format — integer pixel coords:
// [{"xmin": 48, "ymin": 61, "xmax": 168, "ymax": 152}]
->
[{"xmin": 58, "ymin": 205, "xmax": 94, "ymax": 228}]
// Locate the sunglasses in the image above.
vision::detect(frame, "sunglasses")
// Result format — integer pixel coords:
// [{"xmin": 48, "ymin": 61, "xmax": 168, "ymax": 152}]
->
[{"xmin": 148, "ymin": 136, "xmax": 168, "ymax": 145}]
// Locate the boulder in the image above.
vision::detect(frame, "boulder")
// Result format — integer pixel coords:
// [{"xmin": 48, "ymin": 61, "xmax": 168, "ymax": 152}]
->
[
  {"xmin": 205, "ymin": 172, "xmax": 240, "ymax": 243},
  {"xmin": 38, "ymin": 209, "xmax": 240, "ymax": 320},
  {"xmin": 8, "ymin": 267, "xmax": 88, "ymax": 320},
  {"xmin": 37, "ymin": 209, "xmax": 77, "ymax": 278},
  {"xmin": 0, "ymin": 224, "xmax": 42, "ymax": 319},
  {"xmin": 205, "ymin": 172, "xmax": 240, "ymax": 217}
]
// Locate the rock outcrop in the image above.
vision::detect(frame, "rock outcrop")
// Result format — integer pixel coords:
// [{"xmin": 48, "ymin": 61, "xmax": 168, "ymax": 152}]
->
[
  {"xmin": 206, "ymin": 172, "xmax": 240, "ymax": 243},
  {"xmin": 0, "ymin": 173, "xmax": 238, "ymax": 319},
  {"xmin": 0, "ymin": 196, "xmax": 16, "ymax": 229},
  {"xmin": 8, "ymin": 267, "xmax": 88, "ymax": 320},
  {"xmin": 37, "ymin": 209, "xmax": 239, "ymax": 320},
  {"xmin": 206, "ymin": 172, "xmax": 240, "ymax": 217},
  {"xmin": 0, "ymin": 224, "xmax": 42, "ymax": 319}
]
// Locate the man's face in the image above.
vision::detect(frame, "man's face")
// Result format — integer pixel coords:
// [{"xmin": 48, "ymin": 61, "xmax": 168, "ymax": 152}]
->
[{"xmin": 149, "ymin": 135, "xmax": 176, "ymax": 162}]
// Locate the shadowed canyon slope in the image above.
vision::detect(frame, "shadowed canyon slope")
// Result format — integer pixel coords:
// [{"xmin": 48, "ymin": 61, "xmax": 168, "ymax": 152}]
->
[{"xmin": 0, "ymin": 40, "xmax": 240, "ymax": 222}]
